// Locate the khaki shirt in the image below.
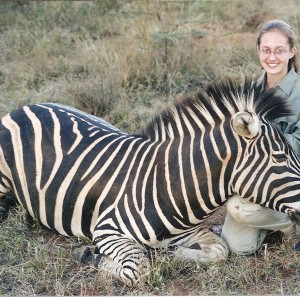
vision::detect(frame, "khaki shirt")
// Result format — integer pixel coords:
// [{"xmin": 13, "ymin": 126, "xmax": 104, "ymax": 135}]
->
[{"xmin": 256, "ymin": 68, "xmax": 300, "ymax": 158}]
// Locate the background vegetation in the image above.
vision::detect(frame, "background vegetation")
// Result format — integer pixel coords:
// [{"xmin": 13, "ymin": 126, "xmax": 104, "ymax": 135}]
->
[{"xmin": 1, "ymin": 0, "xmax": 300, "ymax": 296}]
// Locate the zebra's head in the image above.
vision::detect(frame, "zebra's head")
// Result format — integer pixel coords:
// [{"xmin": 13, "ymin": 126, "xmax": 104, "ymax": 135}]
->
[
  {"xmin": 209, "ymin": 78, "xmax": 300, "ymax": 223},
  {"xmin": 142, "ymin": 77, "xmax": 300, "ymax": 224}
]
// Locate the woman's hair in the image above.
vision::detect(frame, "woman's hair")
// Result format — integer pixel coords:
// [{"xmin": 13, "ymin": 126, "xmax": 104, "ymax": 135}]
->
[{"xmin": 256, "ymin": 19, "xmax": 299, "ymax": 72}]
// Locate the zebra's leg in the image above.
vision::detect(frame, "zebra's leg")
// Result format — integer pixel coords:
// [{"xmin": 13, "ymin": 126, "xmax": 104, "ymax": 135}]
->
[
  {"xmin": 73, "ymin": 234, "xmax": 151, "ymax": 286},
  {"xmin": 171, "ymin": 228, "xmax": 229, "ymax": 264}
]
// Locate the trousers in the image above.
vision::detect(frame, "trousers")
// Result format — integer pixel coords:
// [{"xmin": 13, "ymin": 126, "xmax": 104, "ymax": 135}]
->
[{"xmin": 221, "ymin": 194, "xmax": 297, "ymax": 255}]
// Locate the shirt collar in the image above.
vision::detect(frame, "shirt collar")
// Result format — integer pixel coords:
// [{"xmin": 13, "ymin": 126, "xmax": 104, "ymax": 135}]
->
[
  {"xmin": 278, "ymin": 68, "xmax": 298, "ymax": 95},
  {"xmin": 257, "ymin": 68, "xmax": 298, "ymax": 96}
]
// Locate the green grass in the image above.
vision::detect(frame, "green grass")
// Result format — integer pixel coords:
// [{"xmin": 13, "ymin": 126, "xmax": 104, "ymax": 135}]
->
[{"xmin": 1, "ymin": 0, "xmax": 300, "ymax": 296}]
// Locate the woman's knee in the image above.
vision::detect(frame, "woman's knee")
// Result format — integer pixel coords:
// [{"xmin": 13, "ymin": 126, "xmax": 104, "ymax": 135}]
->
[{"xmin": 226, "ymin": 194, "xmax": 263, "ymax": 225}]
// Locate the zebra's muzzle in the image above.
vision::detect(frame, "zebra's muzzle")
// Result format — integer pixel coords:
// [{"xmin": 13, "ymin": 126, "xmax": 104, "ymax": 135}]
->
[{"xmin": 287, "ymin": 208, "xmax": 300, "ymax": 225}]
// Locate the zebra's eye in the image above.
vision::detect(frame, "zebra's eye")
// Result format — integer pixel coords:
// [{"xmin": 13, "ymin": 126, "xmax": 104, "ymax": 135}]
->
[{"xmin": 272, "ymin": 152, "xmax": 288, "ymax": 163}]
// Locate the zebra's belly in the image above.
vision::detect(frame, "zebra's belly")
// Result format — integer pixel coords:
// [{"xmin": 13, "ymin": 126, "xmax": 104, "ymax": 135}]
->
[{"xmin": 14, "ymin": 185, "xmax": 100, "ymax": 238}]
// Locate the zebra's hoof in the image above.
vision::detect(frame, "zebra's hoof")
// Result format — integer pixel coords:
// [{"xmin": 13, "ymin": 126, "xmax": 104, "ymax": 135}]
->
[{"xmin": 72, "ymin": 246, "xmax": 96, "ymax": 265}]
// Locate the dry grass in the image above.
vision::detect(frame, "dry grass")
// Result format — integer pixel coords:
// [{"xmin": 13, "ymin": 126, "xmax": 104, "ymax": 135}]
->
[{"xmin": 1, "ymin": 0, "xmax": 300, "ymax": 296}]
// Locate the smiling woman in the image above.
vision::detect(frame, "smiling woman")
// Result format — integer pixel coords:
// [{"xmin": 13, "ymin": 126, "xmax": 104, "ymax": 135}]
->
[
  {"xmin": 257, "ymin": 19, "xmax": 298, "ymax": 89},
  {"xmin": 221, "ymin": 19, "xmax": 300, "ymax": 256}
]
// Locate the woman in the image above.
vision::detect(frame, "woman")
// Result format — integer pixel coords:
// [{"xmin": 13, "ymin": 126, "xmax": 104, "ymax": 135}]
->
[{"xmin": 220, "ymin": 19, "xmax": 300, "ymax": 255}]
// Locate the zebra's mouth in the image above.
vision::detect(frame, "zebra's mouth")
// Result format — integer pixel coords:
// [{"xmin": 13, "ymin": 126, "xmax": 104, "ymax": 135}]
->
[{"xmin": 287, "ymin": 208, "xmax": 300, "ymax": 225}]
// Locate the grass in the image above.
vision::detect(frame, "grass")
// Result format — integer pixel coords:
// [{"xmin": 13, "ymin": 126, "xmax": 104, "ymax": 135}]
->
[{"xmin": 1, "ymin": 0, "xmax": 300, "ymax": 296}]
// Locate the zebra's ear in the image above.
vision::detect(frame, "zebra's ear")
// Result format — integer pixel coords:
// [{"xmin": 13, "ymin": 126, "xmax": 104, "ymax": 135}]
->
[{"xmin": 231, "ymin": 112, "xmax": 260, "ymax": 139}]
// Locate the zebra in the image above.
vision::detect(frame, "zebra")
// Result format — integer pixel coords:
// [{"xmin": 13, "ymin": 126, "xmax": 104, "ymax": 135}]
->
[{"xmin": 1, "ymin": 78, "xmax": 300, "ymax": 286}]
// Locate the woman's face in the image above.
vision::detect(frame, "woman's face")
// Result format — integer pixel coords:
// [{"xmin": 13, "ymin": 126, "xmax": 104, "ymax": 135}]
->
[{"xmin": 257, "ymin": 30, "xmax": 296, "ymax": 78}]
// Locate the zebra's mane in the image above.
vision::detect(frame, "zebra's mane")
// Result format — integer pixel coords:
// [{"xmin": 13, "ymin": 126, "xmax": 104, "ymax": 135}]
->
[{"xmin": 142, "ymin": 77, "xmax": 292, "ymax": 140}]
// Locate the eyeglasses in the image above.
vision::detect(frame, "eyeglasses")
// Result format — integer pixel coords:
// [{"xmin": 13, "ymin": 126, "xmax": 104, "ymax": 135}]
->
[{"xmin": 259, "ymin": 48, "xmax": 288, "ymax": 57}]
